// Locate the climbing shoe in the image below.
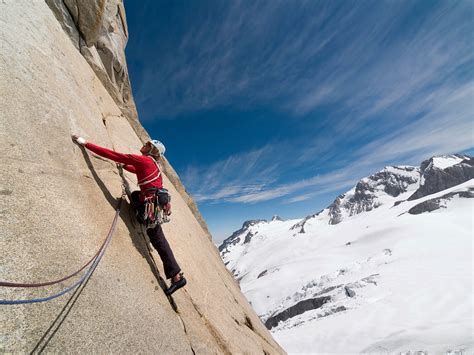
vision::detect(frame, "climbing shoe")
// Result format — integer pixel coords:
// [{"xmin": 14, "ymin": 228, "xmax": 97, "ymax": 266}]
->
[{"xmin": 165, "ymin": 275, "xmax": 187, "ymax": 296}]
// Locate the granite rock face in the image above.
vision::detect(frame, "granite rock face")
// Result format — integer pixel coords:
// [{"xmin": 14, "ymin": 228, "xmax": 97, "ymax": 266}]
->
[
  {"xmin": 0, "ymin": 2, "xmax": 283, "ymax": 353},
  {"xmin": 45, "ymin": 0, "xmax": 136, "ymax": 131},
  {"xmin": 45, "ymin": 0, "xmax": 211, "ymax": 238}
]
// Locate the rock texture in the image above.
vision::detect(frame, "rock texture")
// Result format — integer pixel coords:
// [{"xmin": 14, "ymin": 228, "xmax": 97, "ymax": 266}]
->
[
  {"xmin": 44, "ymin": 0, "xmax": 211, "ymax": 238},
  {"xmin": 408, "ymin": 155, "xmax": 474, "ymax": 201},
  {"xmin": 264, "ymin": 296, "xmax": 331, "ymax": 330},
  {"xmin": 289, "ymin": 211, "xmax": 321, "ymax": 234},
  {"xmin": 328, "ymin": 166, "xmax": 420, "ymax": 225},
  {"xmin": 45, "ymin": 0, "xmax": 138, "ymax": 134},
  {"xmin": 292, "ymin": 158, "xmax": 473, "ymax": 230},
  {"xmin": 0, "ymin": 2, "xmax": 283, "ymax": 354},
  {"xmin": 408, "ymin": 188, "xmax": 474, "ymax": 215},
  {"xmin": 289, "ymin": 166, "xmax": 421, "ymax": 232},
  {"xmin": 219, "ymin": 220, "xmax": 267, "ymax": 257}
]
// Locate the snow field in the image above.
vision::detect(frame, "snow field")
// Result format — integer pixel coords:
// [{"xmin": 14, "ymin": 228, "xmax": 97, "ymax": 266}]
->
[{"xmin": 223, "ymin": 180, "xmax": 473, "ymax": 353}]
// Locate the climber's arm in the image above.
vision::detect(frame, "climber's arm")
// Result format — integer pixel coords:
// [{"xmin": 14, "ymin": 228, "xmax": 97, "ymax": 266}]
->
[
  {"xmin": 122, "ymin": 164, "xmax": 137, "ymax": 173},
  {"xmin": 71, "ymin": 135, "xmax": 143, "ymax": 166}
]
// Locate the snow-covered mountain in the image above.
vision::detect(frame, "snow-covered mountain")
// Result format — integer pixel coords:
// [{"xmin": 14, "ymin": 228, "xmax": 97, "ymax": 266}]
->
[{"xmin": 219, "ymin": 154, "xmax": 474, "ymax": 353}]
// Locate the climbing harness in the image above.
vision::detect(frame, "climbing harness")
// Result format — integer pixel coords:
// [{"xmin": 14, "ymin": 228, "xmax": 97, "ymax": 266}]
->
[
  {"xmin": 140, "ymin": 188, "xmax": 171, "ymax": 228},
  {"xmin": 0, "ymin": 196, "xmax": 123, "ymax": 304},
  {"xmin": 136, "ymin": 157, "xmax": 170, "ymax": 229}
]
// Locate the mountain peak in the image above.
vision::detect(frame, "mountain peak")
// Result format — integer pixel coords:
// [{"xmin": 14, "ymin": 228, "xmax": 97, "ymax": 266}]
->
[
  {"xmin": 421, "ymin": 154, "xmax": 469, "ymax": 173},
  {"xmin": 271, "ymin": 215, "xmax": 283, "ymax": 221},
  {"xmin": 408, "ymin": 154, "xmax": 473, "ymax": 200},
  {"xmin": 326, "ymin": 165, "xmax": 421, "ymax": 225},
  {"xmin": 243, "ymin": 219, "xmax": 267, "ymax": 228},
  {"xmin": 219, "ymin": 219, "xmax": 267, "ymax": 253}
]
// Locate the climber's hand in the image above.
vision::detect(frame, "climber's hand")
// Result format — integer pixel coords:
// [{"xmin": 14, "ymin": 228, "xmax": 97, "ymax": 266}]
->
[{"xmin": 72, "ymin": 134, "xmax": 87, "ymax": 146}]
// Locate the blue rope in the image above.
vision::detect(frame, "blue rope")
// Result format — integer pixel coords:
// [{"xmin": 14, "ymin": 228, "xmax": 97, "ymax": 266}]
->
[
  {"xmin": 0, "ymin": 200, "xmax": 120, "ymax": 305},
  {"xmin": 0, "ymin": 236, "xmax": 109, "ymax": 305}
]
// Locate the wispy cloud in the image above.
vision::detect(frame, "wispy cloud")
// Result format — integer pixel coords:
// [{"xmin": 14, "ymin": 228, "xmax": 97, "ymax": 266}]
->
[
  {"xmin": 183, "ymin": 144, "xmax": 281, "ymax": 202},
  {"xmin": 184, "ymin": 78, "xmax": 473, "ymax": 205},
  {"xmin": 292, "ymin": 2, "xmax": 473, "ymax": 115},
  {"xmin": 129, "ymin": 1, "xmax": 367, "ymax": 118},
  {"xmin": 226, "ymin": 170, "xmax": 356, "ymax": 204},
  {"xmin": 185, "ymin": 147, "xmax": 364, "ymax": 204},
  {"xmin": 128, "ymin": 0, "xmax": 473, "ymax": 207},
  {"xmin": 352, "ymin": 83, "xmax": 474, "ymax": 166}
]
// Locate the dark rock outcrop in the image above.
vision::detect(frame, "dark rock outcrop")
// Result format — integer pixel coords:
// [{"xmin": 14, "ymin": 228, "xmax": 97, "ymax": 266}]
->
[
  {"xmin": 290, "ymin": 166, "xmax": 420, "ymax": 230},
  {"xmin": 408, "ymin": 188, "xmax": 474, "ymax": 215},
  {"xmin": 244, "ymin": 231, "xmax": 255, "ymax": 244},
  {"xmin": 327, "ymin": 193, "xmax": 346, "ymax": 225},
  {"xmin": 408, "ymin": 155, "xmax": 473, "ymax": 201},
  {"xmin": 344, "ymin": 286, "xmax": 356, "ymax": 298},
  {"xmin": 264, "ymin": 296, "xmax": 331, "ymax": 329},
  {"xmin": 290, "ymin": 210, "xmax": 323, "ymax": 233}
]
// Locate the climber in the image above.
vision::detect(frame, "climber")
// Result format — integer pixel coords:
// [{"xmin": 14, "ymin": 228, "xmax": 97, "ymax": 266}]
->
[{"xmin": 71, "ymin": 134, "xmax": 186, "ymax": 296}]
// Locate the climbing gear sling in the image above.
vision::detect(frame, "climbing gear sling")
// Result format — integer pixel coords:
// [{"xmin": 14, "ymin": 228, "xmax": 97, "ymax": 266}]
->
[{"xmin": 140, "ymin": 188, "xmax": 171, "ymax": 228}]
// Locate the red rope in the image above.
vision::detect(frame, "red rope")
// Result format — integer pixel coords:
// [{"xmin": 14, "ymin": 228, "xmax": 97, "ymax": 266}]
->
[{"xmin": 0, "ymin": 198, "xmax": 122, "ymax": 288}]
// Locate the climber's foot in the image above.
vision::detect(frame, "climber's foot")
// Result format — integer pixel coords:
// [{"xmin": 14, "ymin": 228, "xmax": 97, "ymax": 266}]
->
[{"xmin": 165, "ymin": 273, "xmax": 186, "ymax": 296}]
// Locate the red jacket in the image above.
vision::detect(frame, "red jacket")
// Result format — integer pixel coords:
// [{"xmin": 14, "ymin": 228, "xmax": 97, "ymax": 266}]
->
[{"xmin": 85, "ymin": 143, "xmax": 163, "ymax": 194}]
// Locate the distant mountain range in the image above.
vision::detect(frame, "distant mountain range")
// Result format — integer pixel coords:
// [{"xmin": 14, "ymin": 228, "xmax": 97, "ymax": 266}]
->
[{"xmin": 219, "ymin": 154, "xmax": 474, "ymax": 353}]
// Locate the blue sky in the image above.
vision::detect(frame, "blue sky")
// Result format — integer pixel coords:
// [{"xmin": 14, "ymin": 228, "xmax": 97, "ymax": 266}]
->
[{"xmin": 124, "ymin": 0, "xmax": 474, "ymax": 243}]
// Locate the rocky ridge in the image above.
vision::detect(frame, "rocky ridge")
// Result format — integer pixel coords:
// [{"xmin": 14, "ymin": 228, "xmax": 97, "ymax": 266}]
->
[
  {"xmin": 221, "ymin": 155, "xmax": 473, "ymax": 276},
  {"xmin": 45, "ymin": 0, "xmax": 140, "ymax": 137},
  {"xmin": 326, "ymin": 165, "xmax": 420, "ymax": 225},
  {"xmin": 290, "ymin": 156, "xmax": 472, "ymax": 233},
  {"xmin": 219, "ymin": 219, "xmax": 268, "ymax": 258},
  {"xmin": 291, "ymin": 165, "xmax": 421, "ymax": 233},
  {"xmin": 408, "ymin": 187, "xmax": 474, "ymax": 215}
]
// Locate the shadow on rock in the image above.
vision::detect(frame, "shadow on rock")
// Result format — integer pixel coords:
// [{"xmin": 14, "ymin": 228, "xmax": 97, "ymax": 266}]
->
[{"xmin": 79, "ymin": 147, "xmax": 176, "ymax": 310}]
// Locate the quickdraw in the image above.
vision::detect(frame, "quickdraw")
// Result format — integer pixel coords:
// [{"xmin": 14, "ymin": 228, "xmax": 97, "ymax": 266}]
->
[{"xmin": 141, "ymin": 189, "xmax": 170, "ymax": 228}]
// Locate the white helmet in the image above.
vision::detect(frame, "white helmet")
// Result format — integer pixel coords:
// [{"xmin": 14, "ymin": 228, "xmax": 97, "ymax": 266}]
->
[{"xmin": 149, "ymin": 139, "xmax": 166, "ymax": 156}]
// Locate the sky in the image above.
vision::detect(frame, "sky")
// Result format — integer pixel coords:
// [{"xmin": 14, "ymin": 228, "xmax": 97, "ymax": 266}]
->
[{"xmin": 124, "ymin": 0, "xmax": 474, "ymax": 243}]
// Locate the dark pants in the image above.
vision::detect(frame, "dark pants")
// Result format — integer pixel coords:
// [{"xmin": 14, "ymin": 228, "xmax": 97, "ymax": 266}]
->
[{"xmin": 131, "ymin": 191, "xmax": 181, "ymax": 279}]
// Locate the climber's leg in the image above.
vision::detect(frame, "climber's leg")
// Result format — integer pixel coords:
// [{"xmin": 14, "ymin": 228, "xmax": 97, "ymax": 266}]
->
[{"xmin": 146, "ymin": 224, "xmax": 181, "ymax": 279}]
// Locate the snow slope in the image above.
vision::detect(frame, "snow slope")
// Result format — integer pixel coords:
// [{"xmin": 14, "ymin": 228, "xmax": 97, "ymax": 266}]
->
[
  {"xmin": 220, "ymin": 156, "xmax": 473, "ymax": 353},
  {"xmin": 431, "ymin": 154, "xmax": 466, "ymax": 170}
]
